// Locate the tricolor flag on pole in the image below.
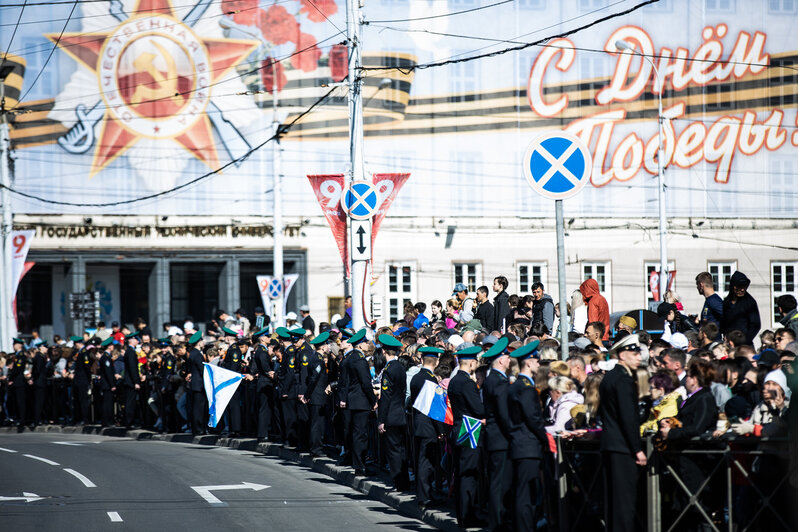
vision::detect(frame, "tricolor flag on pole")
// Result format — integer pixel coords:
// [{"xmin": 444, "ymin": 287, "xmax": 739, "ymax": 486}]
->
[
  {"xmin": 412, "ymin": 380, "xmax": 453, "ymax": 425},
  {"xmin": 456, "ymin": 416, "xmax": 483, "ymax": 449},
  {"xmin": 203, "ymin": 363, "xmax": 243, "ymax": 428}
]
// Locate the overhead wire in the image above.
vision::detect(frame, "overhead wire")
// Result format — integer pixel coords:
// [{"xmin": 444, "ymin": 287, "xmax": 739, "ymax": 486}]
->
[
  {"xmin": 1, "ymin": 0, "xmax": 28, "ymax": 70},
  {"xmin": 364, "ymin": 0, "xmax": 512, "ymax": 24}
]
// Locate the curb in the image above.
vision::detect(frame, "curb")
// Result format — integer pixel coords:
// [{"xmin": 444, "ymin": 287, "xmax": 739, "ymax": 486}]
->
[{"xmin": 0, "ymin": 425, "xmax": 466, "ymax": 531}]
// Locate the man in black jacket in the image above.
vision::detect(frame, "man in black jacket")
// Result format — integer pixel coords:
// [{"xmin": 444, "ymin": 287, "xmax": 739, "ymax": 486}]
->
[
  {"xmin": 158, "ymin": 341, "xmax": 178, "ymax": 433},
  {"xmin": 73, "ymin": 339, "xmax": 95, "ymax": 425},
  {"xmin": 122, "ymin": 331, "xmax": 142, "ymax": 428},
  {"xmin": 721, "ymin": 271, "xmax": 761, "ymax": 344},
  {"xmin": 447, "ymin": 345, "xmax": 485, "ymax": 529},
  {"xmin": 377, "ymin": 334, "xmax": 409, "ymax": 490},
  {"xmin": 8, "ymin": 338, "xmax": 28, "ymax": 425},
  {"xmin": 247, "ymin": 328, "xmax": 276, "ymax": 442},
  {"xmin": 220, "ymin": 328, "xmax": 244, "ymax": 435},
  {"xmin": 306, "ymin": 331, "xmax": 331, "ymax": 456},
  {"xmin": 186, "ymin": 331, "xmax": 206, "ymax": 435},
  {"xmin": 409, "ymin": 346, "xmax": 444, "ymax": 509},
  {"xmin": 98, "ymin": 338, "xmax": 116, "ymax": 427},
  {"xmin": 276, "ymin": 327, "xmax": 300, "ymax": 446},
  {"xmin": 597, "ymin": 334, "xmax": 647, "ymax": 532},
  {"xmin": 474, "ymin": 286, "xmax": 495, "ymax": 332},
  {"xmin": 30, "ymin": 345, "xmax": 49, "ymax": 427},
  {"xmin": 508, "ymin": 340, "xmax": 546, "ymax": 532},
  {"xmin": 480, "ymin": 336, "xmax": 513, "ymax": 531},
  {"xmin": 492, "ymin": 276, "xmax": 511, "ymax": 333},
  {"xmin": 344, "ymin": 328, "xmax": 376, "ymax": 476}
]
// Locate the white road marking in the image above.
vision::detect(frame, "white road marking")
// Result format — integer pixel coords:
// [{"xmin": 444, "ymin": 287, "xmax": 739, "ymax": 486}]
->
[
  {"xmin": 52, "ymin": 441, "xmax": 101, "ymax": 447},
  {"xmin": 63, "ymin": 468, "xmax": 96, "ymax": 488},
  {"xmin": 107, "ymin": 511, "xmax": 123, "ymax": 522},
  {"xmin": 23, "ymin": 454, "xmax": 60, "ymax": 466},
  {"xmin": 191, "ymin": 482, "xmax": 270, "ymax": 505},
  {"xmin": 0, "ymin": 492, "xmax": 45, "ymax": 503},
  {"xmin": 0, "ymin": 447, "xmax": 17, "ymax": 453}
]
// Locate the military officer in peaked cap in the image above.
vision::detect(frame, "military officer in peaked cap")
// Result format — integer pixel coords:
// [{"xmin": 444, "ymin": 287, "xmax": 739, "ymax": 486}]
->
[
  {"xmin": 377, "ymin": 334, "xmax": 410, "ymax": 490},
  {"xmin": 410, "ymin": 345, "xmax": 445, "ymax": 510},
  {"xmin": 158, "ymin": 338, "xmax": 179, "ymax": 434},
  {"xmin": 186, "ymin": 331, "xmax": 207, "ymax": 435},
  {"xmin": 220, "ymin": 327, "xmax": 244, "ymax": 436},
  {"xmin": 247, "ymin": 327, "xmax": 277, "ymax": 442},
  {"xmin": 306, "ymin": 331, "xmax": 332, "ymax": 457},
  {"xmin": 342, "ymin": 328, "xmax": 375, "ymax": 476},
  {"xmin": 276, "ymin": 327, "xmax": 300, "ymax": 446},
  {"xmin": 290, "ymin": 327, "xmax": 313, "ymax": 450},
  {"xmin": 98, "ymin": 338, "xmax": 116, "ymax": 427},
  {"xmin": 8, "ymin": 338, "xmax": 28, "ymax": 426},
  {"xmin": 122, "ymin": 331, "xmax": 143, "ymax": 429}
]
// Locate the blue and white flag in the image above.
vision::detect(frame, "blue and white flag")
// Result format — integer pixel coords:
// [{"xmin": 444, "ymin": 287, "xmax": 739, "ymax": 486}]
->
[
  {"xmin": 413, "ymin": 380, "xmax": 453, "ymax": 425},
  {"xmin": 203, "ymin": 363, "xmax": 243, "ymax": 428}
]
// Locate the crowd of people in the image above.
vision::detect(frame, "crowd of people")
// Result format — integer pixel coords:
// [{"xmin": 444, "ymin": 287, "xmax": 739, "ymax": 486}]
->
[{"xmin": 2, "ymin": 271, "xmax": 797, "ymax": 531}]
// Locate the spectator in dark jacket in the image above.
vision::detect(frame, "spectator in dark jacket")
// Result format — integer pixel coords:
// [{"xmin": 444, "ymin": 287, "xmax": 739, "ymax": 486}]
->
[
  {"xmin": 474, "ymin": 285, "xmax": 495, "ymax": 331},
  {"xmin": 492, "ymin": 276, "xmax": 511, "ymax": 333},
  {"xmin": 721, "ymin": 271, "xmax": 760, "ymax": 345}
]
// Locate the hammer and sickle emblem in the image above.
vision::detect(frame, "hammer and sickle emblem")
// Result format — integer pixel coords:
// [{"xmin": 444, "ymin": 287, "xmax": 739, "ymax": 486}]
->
[{"xmin": 130, "ymin": 40, "xmax": 183, "ymax": 105}]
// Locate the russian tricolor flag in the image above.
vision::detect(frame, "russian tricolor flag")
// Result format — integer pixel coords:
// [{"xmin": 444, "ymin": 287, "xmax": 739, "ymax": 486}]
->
[{"xmin": 413, "ymin": 380, "xmax": 453, "ymax": 425}]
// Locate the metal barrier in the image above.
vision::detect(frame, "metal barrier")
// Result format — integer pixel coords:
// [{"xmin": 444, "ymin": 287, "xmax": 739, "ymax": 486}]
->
[{"xmin": 555, "ymin": 434, "xmax": 794, "ymax": 532}]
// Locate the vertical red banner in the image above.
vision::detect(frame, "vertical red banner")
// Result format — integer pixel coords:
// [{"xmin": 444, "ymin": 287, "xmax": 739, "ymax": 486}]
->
[
  {"xmin": 371, "ymin": 173, "xmax": 410, "ymax": 249},
  {"xmin": 307, "ymin": 174, "xmax": 349, "ymax": 275}
]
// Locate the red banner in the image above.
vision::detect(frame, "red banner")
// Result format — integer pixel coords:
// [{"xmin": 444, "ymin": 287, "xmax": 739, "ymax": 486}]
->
[
  {"xmin": 307, "ymin": 174, "xmax": 349, "ymax": 275},
  {"xmin": 371, "ymin": 173, "xmax": 410, "ymax": 251}
]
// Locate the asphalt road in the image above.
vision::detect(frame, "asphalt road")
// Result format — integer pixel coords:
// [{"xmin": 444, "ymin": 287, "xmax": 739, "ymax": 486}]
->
[{"xmin": 0, "ymin": 432, "xmax": 433, "ymax": 531}]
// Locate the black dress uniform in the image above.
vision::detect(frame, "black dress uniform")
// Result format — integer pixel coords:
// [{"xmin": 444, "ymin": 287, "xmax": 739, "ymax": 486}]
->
[
  {"xmin": 346, "ymin": 349, "xmax": 377, "ymax": 474},
  {"xmin": 508, "ymin": 374, "xmax": 548, "ymax": 532},
  {"xmin": 483, "ymin": 367, "xmax": 513, "ymax": 531},
  {"xmin": 159, "ymin": 351, "xmax": 178, "ymax": 433},
  {"xmin": 295, "ymin": 341, "xmax": 314, "ymax": 449},
  {"xmin": 251, "ymin": 341, "xmax": 275, "ymax": 441},
  {"xmin": 278, "ymin": 345, "xmax": 299, "ymax": 446},
  {"xmin": 409, "ymin": 363, "xmax": 444, "ymax": 505},
  {"xmin": 122, "ymin": 345, "xmax": 141, "ymax": 428},
  {"xmin": 448, "ymin": 368, "xmax": 485, "ymax": 528},
  {"xmin": 8, "ymin": 350, "xmax": 27, "ymax": 424},
  {"xmin": 188, "ymin": 346, "xmax": 206, "ymax": 435},
  {"xmin": 73, "ymin": 348, "xmax": 93, "ymax": 424},
  {"xmin": 305, "ymin": 340, "xmax": 329, "ymax": 456},
  {"xmin": 598, "ymin": 363, "xmax": 643, "ymax": 532},
  {"xmin": 378, "ymin": 355, "xmax": 409, "ymax": 490},
  {"xmin": 31, "ymin": 351, "xmax": 49, "ymax": 426},
  {"xmin": 221, "ymin": 344, "xmax": 244, "ymax": 434},
  {"xmin": 337, "ymin": 348, "xmax": 353, "ymax": 464},
  {"xmin": 98, "ymin": 348, "xmax": 116, "ymax": 426}
]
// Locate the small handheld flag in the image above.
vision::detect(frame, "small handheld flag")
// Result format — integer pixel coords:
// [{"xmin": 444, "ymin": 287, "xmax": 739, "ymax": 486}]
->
[
  {"xmin": 413, "ymin": 380, "xmax": 454, "ymax": 425},
  {"xmin": 456, "ymin": 415, "xmax": 483, "ymax": 449},
  {"xmin": 203, "ymin": 363, "xmax": 243, "ymax": 428}
]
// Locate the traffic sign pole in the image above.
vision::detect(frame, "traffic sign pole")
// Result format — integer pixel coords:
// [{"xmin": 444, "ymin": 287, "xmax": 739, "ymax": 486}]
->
[{"xmin": 555, "ymin": 200, "xmax": 569, "ymax": 361}]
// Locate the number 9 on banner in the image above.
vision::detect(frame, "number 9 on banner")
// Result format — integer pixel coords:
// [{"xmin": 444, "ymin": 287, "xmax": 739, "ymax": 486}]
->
[{"xmin": 13, "ymin": 234, "xmax": 26, "ymax": 254}]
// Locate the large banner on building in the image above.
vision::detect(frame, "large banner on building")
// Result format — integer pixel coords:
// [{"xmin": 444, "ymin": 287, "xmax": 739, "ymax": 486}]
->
[{"xmin": 2, "ymin": 0, "xmax": 796, "ymax": 218}]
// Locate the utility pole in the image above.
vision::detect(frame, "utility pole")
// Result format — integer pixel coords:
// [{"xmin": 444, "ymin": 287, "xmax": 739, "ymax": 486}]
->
[
  {"xmin": 346, "ymin": 0, "xmax": 370, "ymax": 330},
  {"xmin": 271, "ymin": 60, "xmax": 284, "ymax": 328},
  {"xmin": 0, "ymin": 68, "xmax": 14, "ymax": 352}
]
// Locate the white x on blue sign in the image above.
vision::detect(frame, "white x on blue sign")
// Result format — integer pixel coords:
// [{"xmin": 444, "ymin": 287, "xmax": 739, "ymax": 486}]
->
[
  {"xmin": 341, "ymin": 181, "xmax": 379, "ymax": 220},
  {"xmin": 267, "ymin": 279, "xmax": 282, "ymax": 299},
  {"xmin": 523, "ymin": 131, "xmax": 592, "ymax": 200}
]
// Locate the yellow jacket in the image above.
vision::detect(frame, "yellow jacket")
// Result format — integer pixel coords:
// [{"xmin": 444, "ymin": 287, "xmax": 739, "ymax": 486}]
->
[{"xmin": 640, "ymin": 390, "xmax": 680, "ymax": 435}]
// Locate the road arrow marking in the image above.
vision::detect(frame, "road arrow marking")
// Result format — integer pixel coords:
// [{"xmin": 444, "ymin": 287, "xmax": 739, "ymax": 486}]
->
[
  {"xmin": 191, "ymin": 482, "xmax": 270, "ymax": 505},
  {"xmin": 0, "ymin": 492, "xmax": 45, "ymax": 503}
]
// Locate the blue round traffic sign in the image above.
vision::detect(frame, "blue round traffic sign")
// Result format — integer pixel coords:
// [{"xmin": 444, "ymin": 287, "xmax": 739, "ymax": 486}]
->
[
  {"xmin": 341, "ymin": 181, "xmax": 379, "ymax": 220},
  {"xmin": 267, "ymin": 279, "xmax": 282, "ymax": 299},
  {"xmin": 523, "ymin": 131, "xmax": 592, "ymax": 200}
]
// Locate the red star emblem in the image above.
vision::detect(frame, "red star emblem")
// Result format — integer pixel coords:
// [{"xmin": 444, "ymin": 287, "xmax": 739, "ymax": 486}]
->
[{"xmin": 48, "ymin": 0, "xmax": 259, "ymax": 177}]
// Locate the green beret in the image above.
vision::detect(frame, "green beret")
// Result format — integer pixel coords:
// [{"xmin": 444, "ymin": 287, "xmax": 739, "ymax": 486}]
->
[
  {"xmin": 457, "ymin": 345, "xmax": 483, "ymax": 359},
  {"xmin": 100, "ymin": 337, "xmax": 114, "ymax": 347},
  {"xmin": 12, "ymin": 337, "xmax": 24, "ymax": 344},
  {"xmin": 288, "ymin": 327, "xmax": 307, "ymax": 337},
  {"xmin": 187, "ymin": 331, "xmax": 202, "ymax": 345},
  {"xmin": 378, "ymin": 334, "xmax": 403, "ymax": 349},
  {"xmin": 275, "ymin": 327, "xmax": 292, "ymax": 339},
  {"xmin": 482, "ymin": 337, "xmax": 509, "ymax": 359},
  {"xmin": 510, "ymin": 340, "xmax": 540, "ymax": 360},
  {"xmin": 252, "ymin": 327, "xmax": 269, "ymax": 339},
  {"xmin": 418, "ymin": 346, "xmax": 444, "ymax": 357},
  {"xmin": 347, "ymin": 328, "xmax": 368, "ymax": 344},
  {"xmin": 221, "ymin": 326, "xmax": 238, "ymax": 336},
  {"xmin": 69, "ymin": 336, "xmax": 83, "ymax": 342},
  {"xmin": 309, "ymin": 331, "xmax": 331, "ymax": 345},
  {"xmin": 125, "ymin": 330, "xmax": 141, "ymax": 339}
]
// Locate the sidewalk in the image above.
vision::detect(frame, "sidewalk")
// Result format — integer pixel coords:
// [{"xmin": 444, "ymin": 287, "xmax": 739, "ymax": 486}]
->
[{"xmin": 0, "ymin": 424, "xmax": 466, "ymax": 532}]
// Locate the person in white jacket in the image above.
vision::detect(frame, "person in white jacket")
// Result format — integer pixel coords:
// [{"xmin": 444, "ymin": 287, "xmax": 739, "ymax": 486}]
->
[
  {"xmin": 570, "ymin": 290, "xmax": 588, "ymax": 334},
  {"xmin": 546, "ymin": 376, "xmax": 584, "ymax": 434}
]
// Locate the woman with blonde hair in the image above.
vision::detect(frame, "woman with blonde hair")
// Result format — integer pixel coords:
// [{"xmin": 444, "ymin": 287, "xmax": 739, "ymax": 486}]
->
[
  {"xmin": 546, "ymin": 375, "xmax": 584, "ymax": 433},
  {"xmin": 570, "ymin": 290, "xmax": 588, "ymax": 333}
]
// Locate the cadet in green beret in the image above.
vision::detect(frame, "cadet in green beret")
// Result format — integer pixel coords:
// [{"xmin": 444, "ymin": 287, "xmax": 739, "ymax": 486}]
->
[
  {"xmin": 377, "ymin": 334, "xmax": 410, "ymax": 490},
  {"xmin": 306, "ymin": 331, "xmax": 332, "ymax": 456}
]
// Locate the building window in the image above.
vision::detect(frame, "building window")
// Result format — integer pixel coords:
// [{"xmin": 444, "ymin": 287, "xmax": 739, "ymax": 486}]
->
[
  {"xmin": 704, "ymin": 83, "xmax": 733, "ymax": 111},
  {"xmin": 451, "ymin": 151, "xmax": 482, "ymax": 210},
  {"xmin": 579, "ymin": 0, "xmax": 608, "ymax": 11},
  {"xmin": 579, "ymin": 54, "xmax": 610, "ymax": 95},
  {"xmin": 645, "ymin": 261, "xmax": 676, "ymax": 307},
  {"xmin": 517, "ymin": 262, "xmax": 547, "ymax": 294},
  {"xmin": 772, "ymin": 262, "xmax": 798, "ymax": 327},
  {"xmin": 454, "ymin": 263, "xmax": 482, "ymax": 293},
  {"xmin": 450, "ymin": 51, "xmax": 478, "ymax": 101},
  {"xmin": 170, "ymin": 262, "xmax": 224, "ymax": 323},
  {"xmin": 770, "ymin": 0, "xmax": 797, "ymax": 13},
  {"xmin": 708, "ymin": 261, "xmax": 737, "ymax": 300},
  {"xmin": 770, "ymin": 158, "xmax": 792, "ymax": 214},
  {"xmin": 706, "ymin": 0, "xmax": 734, "ymax": 11},
  {"xmin": 582, "ymin": 261, "xmax": 611, "ymax": 309},
  {"xmin": 20, "ymin": 38, "xmax": 55, "ymax": 99},
  {"xmin": 386, "ymin": 262, "xmax": 416, "ymax": 323}
]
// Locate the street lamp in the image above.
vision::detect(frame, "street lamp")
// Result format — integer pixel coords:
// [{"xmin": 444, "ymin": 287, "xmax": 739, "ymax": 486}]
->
[{"xmin": 615, "ymin": 40, "xmax": 669, "ymax": 302}]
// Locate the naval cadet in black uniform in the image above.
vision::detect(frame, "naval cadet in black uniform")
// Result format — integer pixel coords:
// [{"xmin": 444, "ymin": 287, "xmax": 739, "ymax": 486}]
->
[
  {"xmin": 481, "ymin": 336, "xmax": 514, "ymax": 531},
  {"xmin": 220, "ymin": 327, "xmax": 244, "ymax": 436},
  {"xmin": 30, "ymin": 344, "xmax": 49, "ymax": 428},
  {"xmin": 377, "ymin": 334, "xmax": 410, "ymax": 491},
  {"xmin": 8, "ymin": 338, "xmax": 28, "ymax": 425},
  {"xmin": 122, "ymin": 331, "xmax": 142, "ymax": 428},
  {"xmin": 344, "ymin": 328, "xmax": 375, "ymax": 476},
  {"xmin": 186, "ymin": 331, "xmax": 207, "ymax": 435},
  {"xmin": 246, "ymin": 328, "xmax": 276, "ymax": 442},
  {"xmin": 409, "ymin": 345, "xmax": 444, "ymax": 510},
  {"xmin": 98, "ymin": 338, "xmax": 117, "ymax": 427},
  {"xmin": 276, "ymin": 327, "xmax": 300, "ymax": 446},
  {"xmin": 73, "ymin": 338, "xmax": 96, "ymax": 425},
  {"xmin": 447, "ymin": 344, "xmax": 486, "ymax": 529},
  {"xmin": 337, "ymin": 329, "xmax": 356, "ymax": 465},
  {"xmin": 291, "ymin": 328, "xmax": 313, "ymax": 450},
  {"xmin": 306, "ymin": 331, "xmax": 332, "ymax": 456},
  {"xmin": 158, "ymin": 339, "xmax": 178, "ymax": 433},
  {"xmin": 507, "ymin": 340, "xmax": 547, "ymax": 532}
]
